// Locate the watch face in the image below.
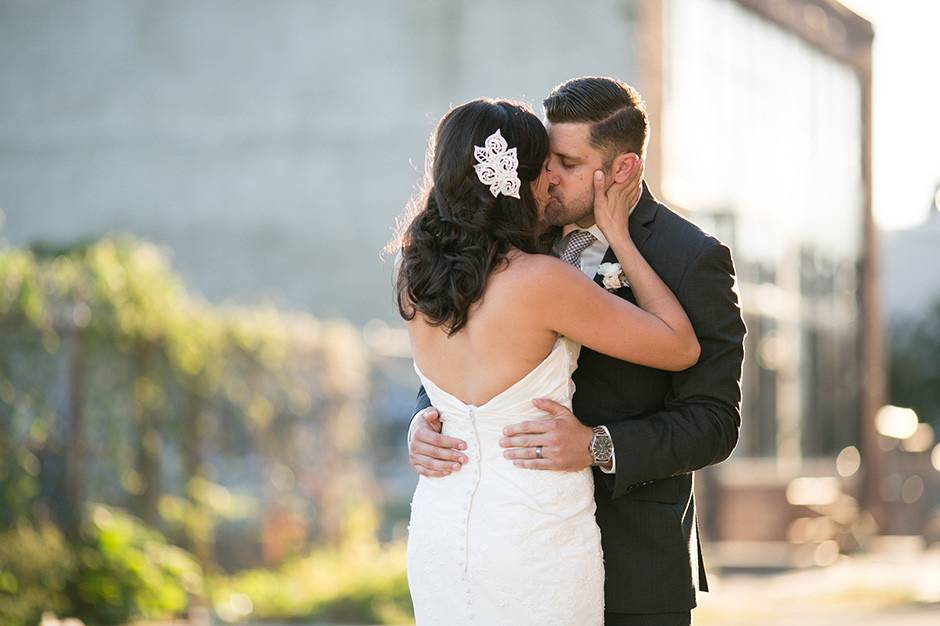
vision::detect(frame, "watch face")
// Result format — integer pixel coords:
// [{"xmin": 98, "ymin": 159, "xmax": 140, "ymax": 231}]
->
[{"xmin": 592, "ymin": 435, "xmax": 613, "ymax": 462}]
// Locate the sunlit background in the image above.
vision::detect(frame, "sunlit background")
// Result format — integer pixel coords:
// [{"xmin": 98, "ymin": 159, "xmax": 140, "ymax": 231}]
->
[{"xmin": 1, "ymin": 1, "xmax": 939, "ymax": 625}]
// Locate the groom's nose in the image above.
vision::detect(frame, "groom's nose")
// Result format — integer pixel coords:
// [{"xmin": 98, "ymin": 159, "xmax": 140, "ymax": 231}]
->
[{"xmin": 545, "ymin": 165, "xmax": 561, "ymax": 187}]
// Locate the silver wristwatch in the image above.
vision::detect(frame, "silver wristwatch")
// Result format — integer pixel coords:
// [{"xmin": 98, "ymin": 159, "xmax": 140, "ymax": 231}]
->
[{"xmin": 589, "ymin": 426, "xmax": 613, "ymax": 466}]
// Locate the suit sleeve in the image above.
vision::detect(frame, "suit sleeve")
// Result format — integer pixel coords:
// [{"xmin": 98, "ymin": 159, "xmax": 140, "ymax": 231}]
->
[
  {"xmin": 406, "ymin": 386, "xmax": 433, "ymax": 445},
  {"xmin": 601, "ymin": 241, "xmax": 746, "ymax": 499},
  {"xmin": 415, "ymin": 385, "xmax": 432, "ymax": 415}
]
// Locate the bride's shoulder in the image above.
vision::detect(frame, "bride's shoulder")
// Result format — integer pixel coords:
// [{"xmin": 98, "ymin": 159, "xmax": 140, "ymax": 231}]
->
[
  {"xmin": 495, "ymin": 251, "xmax": 581, "ymax": 293},
  {"xmin": 501, "ymin": 249, "xmax": 558, "ymax": 271}
]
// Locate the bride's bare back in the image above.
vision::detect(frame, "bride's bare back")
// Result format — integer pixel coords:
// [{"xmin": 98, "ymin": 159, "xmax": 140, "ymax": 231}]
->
[
  {"xmin": 407, "ymin": 251, "xmax": 560, "ymax": 407},
  {"xmin": 407, "ymin": 247, "xmax": 700, "ymax": 408}
]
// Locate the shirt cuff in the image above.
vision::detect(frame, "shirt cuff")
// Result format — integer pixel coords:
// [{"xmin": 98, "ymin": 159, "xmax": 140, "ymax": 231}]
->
[{"xmin": 598, "ymin": 425, "xmax": 616, "ymax": 474}]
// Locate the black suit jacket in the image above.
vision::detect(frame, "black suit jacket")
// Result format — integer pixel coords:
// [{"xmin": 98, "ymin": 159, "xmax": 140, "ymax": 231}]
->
[{"xmin": 413, "ymin": 183, "xmax": 746, "ymax": 615}]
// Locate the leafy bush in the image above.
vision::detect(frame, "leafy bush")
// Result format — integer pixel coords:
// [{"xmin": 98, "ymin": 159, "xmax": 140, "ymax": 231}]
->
[
  {"xmin": 69, "ymin": 504, "xmax": 203, "ymax": 625},
  {"xmin": 0, "ymin": 521, "xmax": 76, "ymax": 626},
  {"xmin": 0, "ymin": 236, "xmax": 371, "ymax": 560},
  {"xmin": 0, "ymin": 236, "xmax": 377, "ymax": 623},
  {"xmin": 210, "ymin": 540, "xmax": 412, "ymax": 624}
]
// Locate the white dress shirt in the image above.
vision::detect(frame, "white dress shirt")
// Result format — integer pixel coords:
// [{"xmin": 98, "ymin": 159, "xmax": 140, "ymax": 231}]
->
[{"xmin": 557, "ymin": 222, "xmax": 610, "ymax": 278}]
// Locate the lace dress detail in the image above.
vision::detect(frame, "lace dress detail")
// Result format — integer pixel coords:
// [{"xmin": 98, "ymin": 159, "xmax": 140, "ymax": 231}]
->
[{"xmin": 407, "ymin": 337, "xmax": 604, "ymax": 625}]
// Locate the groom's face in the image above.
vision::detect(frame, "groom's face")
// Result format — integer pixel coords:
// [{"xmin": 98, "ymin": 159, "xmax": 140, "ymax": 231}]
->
[{"xmin": 543, "ymin": 122, "xmax": 607, "ymax": 228}]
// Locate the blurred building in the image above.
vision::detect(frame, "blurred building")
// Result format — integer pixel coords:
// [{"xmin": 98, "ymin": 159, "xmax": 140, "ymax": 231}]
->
[
  {"xmin": 634, "ymin": 0, "xmax": 879, "ymax": 561},
  {"xmin": 0, "ymin": 0, "xmax": 884, "ymax": 556},
  {"xmin": 881, "ymin": 190, "xmax": 940, "ymax": 321},
  {"xmin": 0, "ymin": 0, "xmax": 645, "ymax": 326}
]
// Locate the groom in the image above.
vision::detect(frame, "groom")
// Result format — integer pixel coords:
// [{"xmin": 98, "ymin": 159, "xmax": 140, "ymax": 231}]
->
[{"xmin": 407, "ymin": 76, "xmax": 746, "ymax": 626}]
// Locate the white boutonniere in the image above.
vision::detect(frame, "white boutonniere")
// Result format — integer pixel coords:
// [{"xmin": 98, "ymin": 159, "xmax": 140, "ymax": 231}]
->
[{"xmin": 597, "ymin": 262, "xmax": 630, "ymax": 291}]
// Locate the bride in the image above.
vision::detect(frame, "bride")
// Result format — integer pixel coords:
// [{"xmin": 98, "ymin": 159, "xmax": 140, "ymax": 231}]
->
[{"xmin": 394, "ymin": 99, "xmax": 699, "ymax": 625}]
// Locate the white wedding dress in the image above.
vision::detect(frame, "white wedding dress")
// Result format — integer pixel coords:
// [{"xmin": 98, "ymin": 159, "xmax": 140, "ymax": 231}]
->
[{"xmin": 407, "ymin": 336, "xmax": 604, "ymax": 625}]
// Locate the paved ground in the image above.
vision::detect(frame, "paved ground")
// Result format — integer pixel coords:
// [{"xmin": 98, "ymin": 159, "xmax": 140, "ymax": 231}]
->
[{"xmin": 694, "ymin": 541, "xmax": 940, "ymax": 625}]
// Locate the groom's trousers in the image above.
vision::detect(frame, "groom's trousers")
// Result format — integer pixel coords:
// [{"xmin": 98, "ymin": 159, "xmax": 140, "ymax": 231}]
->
[{"xmin": 605, "ymin": 611, "xmax": 691, "ymax": 626}]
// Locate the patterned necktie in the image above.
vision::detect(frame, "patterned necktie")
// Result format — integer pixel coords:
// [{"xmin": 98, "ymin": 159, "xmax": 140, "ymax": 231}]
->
[{"xmin": 558, "ymin": 230, "xmax": 597, "ymax": 267}]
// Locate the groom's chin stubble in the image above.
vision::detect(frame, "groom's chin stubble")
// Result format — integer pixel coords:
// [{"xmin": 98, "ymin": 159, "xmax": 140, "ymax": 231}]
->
[
  {"xmin": 545, "ymin": 205, "xmax": 594, "ymax": 229},
  {"xmin": 543, "ymin": 203, "xmax": 569, "ymax": 227}
]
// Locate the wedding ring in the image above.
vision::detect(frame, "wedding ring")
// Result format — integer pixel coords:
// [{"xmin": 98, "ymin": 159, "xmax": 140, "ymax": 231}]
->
[{"xmin": 535, "ymin": 446, "xmax": 543, "ymax": 459}]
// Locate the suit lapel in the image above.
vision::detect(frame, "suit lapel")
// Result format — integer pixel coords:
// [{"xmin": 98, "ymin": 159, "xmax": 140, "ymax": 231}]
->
[{"xmin": 592, "ymin": 181, "xmax": 659, "ymax": 290}]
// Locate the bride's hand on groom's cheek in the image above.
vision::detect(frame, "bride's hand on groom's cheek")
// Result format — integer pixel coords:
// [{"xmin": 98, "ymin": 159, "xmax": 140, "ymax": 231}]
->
[
  {"xmin": 625, "ymin": 157, "xmax": 645, "ymax": 206},
  {"xmin": 593, "ymin": 158, "xmax": 643, "ymax": 239},
  {"xmin": 604, "ymin": 157, "xmax": 644, "ymax": 216},
  {"xmin": 409, "ymin": 408, "xmax": 469, "ymax": 478},
  {"xmin": 499, "ymin": 399, "xmax": 594, "ymax": 472}
]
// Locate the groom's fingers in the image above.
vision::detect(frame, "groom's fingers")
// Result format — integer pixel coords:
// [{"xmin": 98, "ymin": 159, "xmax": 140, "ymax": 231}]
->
[
  {"xmin": 531, "ymin": 398, "xmax": 574, "ymax": 418},
  {"xmin": 412, "ymin": 441, "xmax": 467, "ymax": 464},
  {"xmin": 411, "ymin": 453, "xmax": 461, "ymax": 473},
  {"xmin": 414, "ymin": 428, "xmax": 467, "ymax": 451},
  {"xmin": 413, "ymin": 462, "xmax": 453, "ymax": 478},
  {"xmin": 500, "ymin": 434, "xmax": 549, "ymax": 449},
  {"xmin": 502, "ymin": 419, "xmax": 549, "ymax": 438},
  {"xmin": 512, "ymin": 459, "xmax": 554, "ymax": 470},
  {"xmin": 503, "ymin": 414, "xmax": 563, "ymax": 438},
  {"xmin": 420, "ymin": 407, "xmax": 443, "ymax": 429},
  {"xmin": 502, "ymin": 446, "xmax": 555, "ymax": 461}
]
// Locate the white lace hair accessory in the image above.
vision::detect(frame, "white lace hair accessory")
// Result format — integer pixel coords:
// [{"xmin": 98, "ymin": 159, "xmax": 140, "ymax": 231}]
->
[{"xmin": 473, "ymin": 129, "xmax": 521, "ymax": 199}]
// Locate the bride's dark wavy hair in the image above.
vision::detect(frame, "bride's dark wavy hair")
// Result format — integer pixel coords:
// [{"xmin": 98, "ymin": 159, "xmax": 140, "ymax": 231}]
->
[{"xmin": 394, "ymin": 99, "xmax": 549, "ymax": 336}]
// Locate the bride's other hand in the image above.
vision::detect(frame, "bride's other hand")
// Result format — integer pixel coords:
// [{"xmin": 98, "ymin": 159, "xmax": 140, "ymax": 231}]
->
[{"xmin": 592, "ymin": 156, "xmax": 644, "ymax": 243}]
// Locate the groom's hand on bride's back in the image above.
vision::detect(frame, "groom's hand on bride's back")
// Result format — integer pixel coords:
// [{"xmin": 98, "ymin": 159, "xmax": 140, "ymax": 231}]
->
[
  {"xmin": 500, "ymin": 399, "xmax": 595, "ymax": 472},
  {"xmin": 408, "ymin": 407, "xmax": 468, "ymax": 478}
]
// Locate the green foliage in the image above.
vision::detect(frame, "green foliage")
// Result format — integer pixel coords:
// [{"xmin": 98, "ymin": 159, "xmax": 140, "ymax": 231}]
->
[
  {"xmin": 70, "ymin": 504, "xmax": 204, "ymax": 625},
  {"xmin": 0, "ymin": 521, "xmax": 76, "ymax": 626},
  {"xmin": 0, "ymin": 506, "xmax": 206, "ymax": 626},
  {"xmin": 889, "ymin": 299, "xmax": 940, "ymax": 426},
  {"xmin": 210, "ymin": 541, "xmax": 411, "ymax": 624},
  {"xmin": 209, "ymin": 502, "xmax": 412, "ymax": 624},
  {"xmin": 0, "ymin": 235, "xmax": 376, "ymax": 623},
  {"xmin": 0, "ymin": 234, "xmax": 369, "ymax": 541},
  {"xmin": 0, "ymin": 447, "xmax": 41, "ymax": 529}
]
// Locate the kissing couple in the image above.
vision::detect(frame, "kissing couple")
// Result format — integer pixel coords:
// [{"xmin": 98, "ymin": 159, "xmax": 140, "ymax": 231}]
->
[{"xmin": 393, "ymin": 76, "xmax": 746, "ymax": 626}]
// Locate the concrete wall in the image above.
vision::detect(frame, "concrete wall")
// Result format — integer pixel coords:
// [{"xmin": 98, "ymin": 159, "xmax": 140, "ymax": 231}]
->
[{"xmin": 0, "ymin": 0, "xmax": 639, "ymax": 324}]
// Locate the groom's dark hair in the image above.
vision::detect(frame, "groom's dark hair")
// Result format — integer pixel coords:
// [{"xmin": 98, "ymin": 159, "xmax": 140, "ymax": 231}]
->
[{"xmin": 543, "ymin": 76, "xmax": 649, "ymax": 167}]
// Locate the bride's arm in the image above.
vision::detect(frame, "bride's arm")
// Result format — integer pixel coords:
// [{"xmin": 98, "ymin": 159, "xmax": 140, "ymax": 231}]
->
[
  {"xmin": 593, "ymin": 165, "xmax": 699, "ymax": 366},
  {"xmin": 531, "ymin": 259, "xmax": 699, "ymax": 371},
  {"xmin": 529, "ymin": 169, "xmax": 699, "ymax": 371}
]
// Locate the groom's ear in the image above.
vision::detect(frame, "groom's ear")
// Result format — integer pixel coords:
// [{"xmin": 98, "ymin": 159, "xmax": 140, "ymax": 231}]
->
[{"xmin": 610, "ymin": 153, "xmax": 640, "ymax": 184}]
